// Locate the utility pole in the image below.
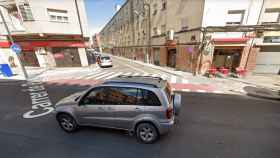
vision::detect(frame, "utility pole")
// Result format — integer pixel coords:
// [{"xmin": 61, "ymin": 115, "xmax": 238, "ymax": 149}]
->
[
  {"xmin": 0, "ymin": 6, "xmax": 28, "ymax": 79},
  {"xmin": 144, "ymin": 2, "xmax": 151, "ymax": 64}
]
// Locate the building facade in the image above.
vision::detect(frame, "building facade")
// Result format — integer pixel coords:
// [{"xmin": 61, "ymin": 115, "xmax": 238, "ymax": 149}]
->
[
  {"xmin": 100, "ymin": 0, "xmax": 280, "ymax": 75},
  {"xmin": 92, "ymin": 33, "xmax": 102, "ymax": 52},
  {"xmin": 0, "ymin": 0, "xmax": 90, "ymax": 69}
]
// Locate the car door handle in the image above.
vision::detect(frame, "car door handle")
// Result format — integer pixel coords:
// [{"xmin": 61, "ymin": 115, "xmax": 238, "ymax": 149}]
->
[
  {"xmin": 135, "ymin": 107, "xmax": 142, "ymax": 110},
  {"xmin": 107, "ymin": 107, "xmax": 114, "ymax": 110},
  {"xmin": 98, "ymin": 107, "xmax": 105, "ymax": 110}
]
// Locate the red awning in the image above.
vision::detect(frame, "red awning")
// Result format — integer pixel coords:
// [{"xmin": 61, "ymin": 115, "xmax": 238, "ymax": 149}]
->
[
  {"xmin": 0, "ymin": 41, "xmax": 11, "ymax": 48},
  {"xmin": 17, "ymin": 41, "xmax": 87, "ymax": 50},
  {"xmin": 213, "ymin": 38, "xmax": 249, "ymax": 43}
]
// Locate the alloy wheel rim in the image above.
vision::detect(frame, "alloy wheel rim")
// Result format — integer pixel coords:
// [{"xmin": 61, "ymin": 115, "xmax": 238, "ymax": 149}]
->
[
  {"xmin": 60, "ymin": 117, "xmax": 74, "ymax": 130},
  {"xmin": 140, "ymin": 126, "xmax": 154, "ymax": 142}
]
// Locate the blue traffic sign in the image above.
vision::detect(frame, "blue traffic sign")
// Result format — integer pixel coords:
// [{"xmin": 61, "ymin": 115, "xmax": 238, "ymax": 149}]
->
[{"xmin": 10, "ymin": 43, "xmax": 22, "ymax": 54}]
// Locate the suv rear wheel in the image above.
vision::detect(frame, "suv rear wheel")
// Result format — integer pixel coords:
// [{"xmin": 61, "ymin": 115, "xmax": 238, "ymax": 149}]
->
[
  {"xmin": 57, "ymin": 114, "xmax": 78, "ymax": 133},
  {"xmin": 136, "ymin": 123, "xmax": 159, "ymax": 144}
]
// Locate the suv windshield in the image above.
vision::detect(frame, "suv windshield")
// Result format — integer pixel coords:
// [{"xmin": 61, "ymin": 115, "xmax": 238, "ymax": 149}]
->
[{"xmin": 101, "ymin": 56, "xmax": 110, "ymax": 60}]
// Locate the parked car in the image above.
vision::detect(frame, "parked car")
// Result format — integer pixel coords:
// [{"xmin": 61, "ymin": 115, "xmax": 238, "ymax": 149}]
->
[
  {"xmin": 54, "ymin": 76, "xmax": 181, "ymax": 143},
  {"xmin": 99, "ymin": 55, "xmax": 113, "ymax": 67}
]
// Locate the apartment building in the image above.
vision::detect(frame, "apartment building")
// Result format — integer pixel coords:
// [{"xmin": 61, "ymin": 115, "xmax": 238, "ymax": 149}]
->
[
  {"xmin": 92, "ymin": 33, "xmax": 102, "ymax": 52},
  {"xmin": 254, "ymin": 0, "xmax": 280, "ymax": 74},
  {"xmin": 100, "ymin": 0, "xmax": 280, "ymax": 75},
  {"xmin": 0, "ymin": 0, "xmax": 90, "ymax": 69}
]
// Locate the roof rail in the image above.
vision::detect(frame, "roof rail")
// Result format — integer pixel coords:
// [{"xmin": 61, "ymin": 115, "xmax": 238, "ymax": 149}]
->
[
  {"xmin": 103, "ymin": 81, "xmax": 159, "ymax": 88},
  {"xmin": 117, "ymin": 75, "xmax": 163, "ymax": 80}
]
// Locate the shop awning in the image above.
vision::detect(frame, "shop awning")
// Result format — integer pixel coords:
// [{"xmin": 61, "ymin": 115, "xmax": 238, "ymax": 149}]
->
[
  {"xmin": 0, "ymin": 41, "xmax": 11, "ymax": 48},
  {"xmin": 213, "ymin": 38, "xmax": 249, "ymax": 43},
  {"xmin": 17, "ymin": 41, "xmax": 87, "ymax": 50}
]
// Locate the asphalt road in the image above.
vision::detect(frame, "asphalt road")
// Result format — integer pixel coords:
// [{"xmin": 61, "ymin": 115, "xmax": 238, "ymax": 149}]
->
[{"xmin": 0, "ymin": 76, "xmax": 280, "ymax": 158}]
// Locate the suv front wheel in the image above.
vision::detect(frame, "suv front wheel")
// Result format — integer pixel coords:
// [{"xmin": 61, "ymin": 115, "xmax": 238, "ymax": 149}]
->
[
  {"xmin": 136, "ymin": 123, "xmax": 159, "ymax": 144},
  {"xmin": 57, "ymin": 113, "xmax": 78, "ymax": 133}
]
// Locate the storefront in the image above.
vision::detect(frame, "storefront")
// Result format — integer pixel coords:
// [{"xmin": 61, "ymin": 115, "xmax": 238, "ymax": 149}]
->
[
  {"xmin": 16, "ymin": 40, "xmax": 88, "ymax": 67},
  {"xmin": 211, "ymin": 38, "xmax": 249, "ymax": 72},
  {"xmin": 212, "ymin": 48, "xmax": 242, "ymax": 71},
  {"xmin": 52, "ymin": 48, "xmax": 81, "ymax": 67}
]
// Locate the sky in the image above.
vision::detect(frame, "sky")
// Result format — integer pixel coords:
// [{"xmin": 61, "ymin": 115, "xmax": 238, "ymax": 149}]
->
[{"xmin": 84, "ymin": 0, "xmax": 125, "ymax": 35}]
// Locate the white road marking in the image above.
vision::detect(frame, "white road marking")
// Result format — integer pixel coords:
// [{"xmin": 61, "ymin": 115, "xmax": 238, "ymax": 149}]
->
[
  {"xmin": 213, "ymin": 90, "xmax": 223, "ymax": 94},
  {"xmin": 85, "ymin": 71, "xmax": 108, "ymax": 79},
  {"xmin": 182, "ymin": 89, "xmax": 191, "ymax": 92},
  {"xmin": 95, "ymin": 72, "xmax": 115, "ymax": 80},
  {"xmin": 161, "ymin": 74, "xmax": 168, "ymax": 80},
  {"xmin": 105, "ymin": 72, "xmax": 123, "ymax": 80},
  {"xmin": 170, "ymin": 75, "xmax": 177, "ymax": 83},
  {"xmin": 122, "ymin": 72, "xmax": 132, "ymax": 76},
  {"xmin": 21, "ymin": 81, "xmax": 53, "ymax": 119},
  {"xmin": 182, "ymin": 79, "xmax": 189, "ymax": 84},
  {"xmin": 132, "ymin": 73, "xmax": 140, "ymax": 76},
  {"xmin": 142, "ymin": 73, "xmax": 149, "ymax": 76},
  {"xmin": 76, "ymin": 71, "xmax": 101, "ymax": 79},
  {"xmin": 122, "ymin": 63, "xmax": 147, "ymax": 73},
  {"xmin": 197, "ymin": 89, "xmax": 207, "ymax": 93}
]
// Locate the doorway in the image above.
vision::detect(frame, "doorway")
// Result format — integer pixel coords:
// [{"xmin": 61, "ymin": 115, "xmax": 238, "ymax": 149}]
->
[{"xmin": 167, "ymin": 49, "xmax": 176, "ymax": 68}]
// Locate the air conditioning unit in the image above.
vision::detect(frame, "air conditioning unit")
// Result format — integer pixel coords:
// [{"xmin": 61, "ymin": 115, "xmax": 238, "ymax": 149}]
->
[{"xmin": 167, "ymin": 30, "xmax": 174, "ymax": 40}]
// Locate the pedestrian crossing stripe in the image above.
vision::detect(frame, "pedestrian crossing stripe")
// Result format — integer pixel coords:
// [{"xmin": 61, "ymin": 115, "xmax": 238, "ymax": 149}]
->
[
  {"xmin": 95, "ymin": 72, "xmax": 115, "ymax": 80},
  {"xmin": 104, "ymin": 72, "xmax": 123, "ymax": 80},
  {"xmin": 170, "ymin": 75, "xmax": 176, "ymax": 83},
  {"xmin": 85, "ymin": 71, "xmax": 108, "ymax": 79},
  {"xmin": 58, "ymin": 70, "xmax": 190, "ymax": 84}
]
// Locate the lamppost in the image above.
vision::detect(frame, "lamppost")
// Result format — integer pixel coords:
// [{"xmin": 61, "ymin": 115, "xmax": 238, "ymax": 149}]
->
[
  {"xmin": 134, "ymin": 0, "xmax": 151, "ymax": 63},
  {"xmin": 0, "ymin": 5, "xmax": 28, "ymax": 79}
]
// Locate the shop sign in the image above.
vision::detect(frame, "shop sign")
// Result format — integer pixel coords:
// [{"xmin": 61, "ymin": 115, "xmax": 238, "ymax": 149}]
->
[{"xmin": 54, "ymin": 53, "xmax": 64, "ymax": 59}]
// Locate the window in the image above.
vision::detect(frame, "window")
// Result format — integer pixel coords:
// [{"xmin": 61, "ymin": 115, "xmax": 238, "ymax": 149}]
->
[
  {"xmin": 138, "ymin": 89, "xmax": 161, "ymax": 106},
  {"xmin": 81, "ymin": 87, "xmax": 107, "ymax": 105},
  {"xmin": 153, "ymin": 3, "xmax": 157, "ymax": 15},
  {"xmin": 226, "ymin": 10, "xmax": 245, "ymax": 25},
  {"xmin": 181, "ymin": 18, "xmax": 188, "ymax": 30},
  {"xmin": 18, "ymin": 3, "xmax": 34, "ymax": 21},
  {"xmin": 153, "ymin": 27, "xmax": 158, "ymax": 35},
  {"xmin": 262, "ymin": 8, "xmax": 280, "ymax": 24},
  {"xmin": 161, "ymin": 24, "xmax": 166, "ymax": 34},
  {"xmin": 162, "ymin": 0, "xmax": 167, "ymax": 10},
  {"xmin": 47, "ymin": 9, "xmax": 68, "ymax": 23}
]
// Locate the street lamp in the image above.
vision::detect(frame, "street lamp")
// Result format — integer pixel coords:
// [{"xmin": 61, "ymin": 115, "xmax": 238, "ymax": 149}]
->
[
  {"xmin": 134, "ymin": 1, "xmax": 151, "ymax": 63},
  {"xmin": 0, "ymin": 5, "xmax": 28, "ymax": 79}
]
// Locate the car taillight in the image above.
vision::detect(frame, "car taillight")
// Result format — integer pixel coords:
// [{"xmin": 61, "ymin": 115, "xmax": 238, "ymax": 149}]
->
[{"xmin": 166, "ymin": 107, "xmax": 173, "ymax": 119}]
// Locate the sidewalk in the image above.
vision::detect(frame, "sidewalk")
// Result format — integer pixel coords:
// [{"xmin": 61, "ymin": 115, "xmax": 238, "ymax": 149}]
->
[{"xmin": 112, "ymin": 55, "xmax": 280, "ymax": 97}]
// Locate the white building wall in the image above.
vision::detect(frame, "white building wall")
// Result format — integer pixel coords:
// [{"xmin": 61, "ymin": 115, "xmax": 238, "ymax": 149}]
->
[
  {"xmin": 25, "ymin": 0, "xmax": 89, "ymax": 36},
  {"xmin": 0, "ymin": 0, "xmax": 89, "ymax": 38},
  {"xmin": 202, "ymin": 0, "xmax": 263, "ymax": 27}
]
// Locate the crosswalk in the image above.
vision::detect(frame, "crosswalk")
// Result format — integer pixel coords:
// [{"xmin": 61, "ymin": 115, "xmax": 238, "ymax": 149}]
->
[{"xmin": 64, "ymin": 69, "xmax": 189, "ymax": 84}]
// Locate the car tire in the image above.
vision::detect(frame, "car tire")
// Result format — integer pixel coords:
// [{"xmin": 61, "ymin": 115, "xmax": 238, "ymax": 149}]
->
[
  {"xmin": 136, "ymin": 123, "xmax": 159, "ymax": 144},
  {"xmin": 57, "ymin": 114, "xmax": 78, "ymax": 133}
]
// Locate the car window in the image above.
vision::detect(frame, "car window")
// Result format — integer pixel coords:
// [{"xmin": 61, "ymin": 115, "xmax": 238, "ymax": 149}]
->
[
  {"xmin": 81, "ymin": 87, "xmax": 107, "ymax": 105},
  {"xmin": 106, "ymin": 87, "xmax": 138, "ymax": 105},
  {"xmin": 101, "ymin": 56, "xmax": 110, "ymax": 60},
  {"xmin": 138, "ymin": 89, "xmax": 161, "ymax": 106}
]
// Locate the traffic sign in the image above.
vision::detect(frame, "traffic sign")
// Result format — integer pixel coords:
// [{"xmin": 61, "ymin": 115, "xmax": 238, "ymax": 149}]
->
[{"xmin": 10, "ymin": 43, "xmax": 22, "ymax": 54}]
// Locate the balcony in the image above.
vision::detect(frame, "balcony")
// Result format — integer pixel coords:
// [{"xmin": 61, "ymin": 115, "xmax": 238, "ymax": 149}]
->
[{"xmin": 0, "ymin": 1, "xmax": 26, "ymax": 34}]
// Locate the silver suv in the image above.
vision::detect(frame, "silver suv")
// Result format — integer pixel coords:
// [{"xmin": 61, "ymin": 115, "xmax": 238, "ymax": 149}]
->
[{"xmin": 54, "ymin": 76, "xmax": 181, "ymax": 143}]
